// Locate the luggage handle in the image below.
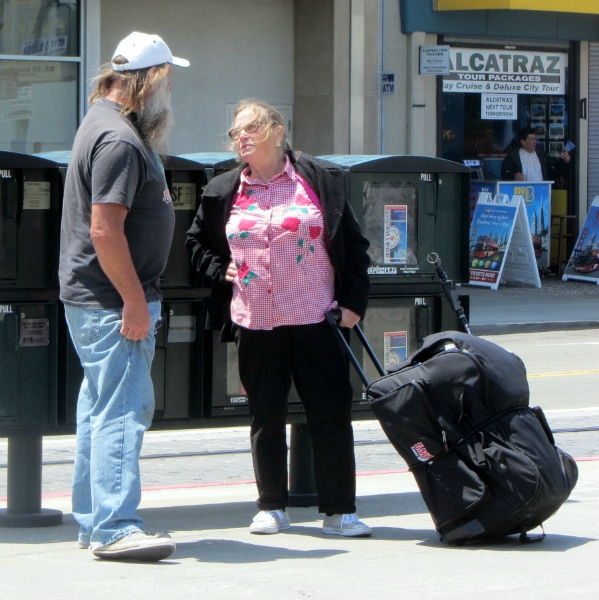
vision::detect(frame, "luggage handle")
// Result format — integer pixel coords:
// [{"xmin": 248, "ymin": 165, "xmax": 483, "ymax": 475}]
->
[
  {"xmin": 326, "ymin": 309, "xmax": 386, "ymax": 388},
  {"xmin": 427, "ymin": 252, "xmax": 472, "ymax": 335}
]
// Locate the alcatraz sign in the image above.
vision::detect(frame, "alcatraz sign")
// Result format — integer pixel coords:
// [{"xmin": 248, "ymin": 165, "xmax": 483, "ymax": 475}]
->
[{"xmin": 443, "ymin": 48, "xmax": 567, "ymax": 95}]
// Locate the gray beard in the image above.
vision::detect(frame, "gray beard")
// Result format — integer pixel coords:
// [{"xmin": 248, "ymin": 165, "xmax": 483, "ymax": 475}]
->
[{"xmin": 138, "ymin": 82, "xmax": 174, "ymax": 156}]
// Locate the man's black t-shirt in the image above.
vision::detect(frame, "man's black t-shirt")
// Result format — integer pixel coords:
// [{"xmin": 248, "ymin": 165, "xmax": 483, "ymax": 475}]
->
[{"xmin": 59, "ymin": 98, "xmax": 175, "ymax": 308}]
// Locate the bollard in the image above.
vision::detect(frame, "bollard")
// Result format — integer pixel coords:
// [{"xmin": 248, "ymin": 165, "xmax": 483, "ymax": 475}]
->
[{"xmin": 0, "ymin": 434, "xmax": 63, "ymax": 527}]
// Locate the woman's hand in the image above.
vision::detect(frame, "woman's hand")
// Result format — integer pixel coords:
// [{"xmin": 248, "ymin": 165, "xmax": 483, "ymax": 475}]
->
[
  {"xmin": 225, "ymin": 261, "xmax": 237, "ymax": 282},
  {"xmin": 338, "ymin": 306, "xmax": 361, "ymax": 328}
]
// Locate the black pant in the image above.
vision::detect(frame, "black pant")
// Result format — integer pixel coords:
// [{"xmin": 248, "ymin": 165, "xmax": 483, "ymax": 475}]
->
[{"xmin": 236, "ymin": 322, "xmax": 356, "ymax": 514}]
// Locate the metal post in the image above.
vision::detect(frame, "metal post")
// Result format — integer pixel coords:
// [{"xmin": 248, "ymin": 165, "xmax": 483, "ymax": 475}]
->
[{"xmin": 0, "ymin": 434, "xmax": 62, "ymax": 527}]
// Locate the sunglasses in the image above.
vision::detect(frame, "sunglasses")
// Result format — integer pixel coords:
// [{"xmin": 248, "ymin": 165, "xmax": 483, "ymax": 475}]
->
[{"xmin": 228, "ymin": 121, "xmax": 270, "ymax": 139}]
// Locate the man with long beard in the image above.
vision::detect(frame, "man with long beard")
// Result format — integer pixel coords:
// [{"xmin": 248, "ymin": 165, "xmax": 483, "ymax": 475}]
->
[{"xmin": 59, "ymin": 32, "xmax": 189, "ymax": 562}]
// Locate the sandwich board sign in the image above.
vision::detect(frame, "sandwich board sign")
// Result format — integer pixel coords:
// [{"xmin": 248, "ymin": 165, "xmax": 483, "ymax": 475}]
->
[
  {"xmin": 469, "ymin": 193, "xmax": 541, "ymax": 290},
  {"xmin": 496, "ymin": 181, "xmax": 553, "ymax": 269},
  {"xmin": 562, "ymin": 196, "xmax": 599, "ymax": 285}
]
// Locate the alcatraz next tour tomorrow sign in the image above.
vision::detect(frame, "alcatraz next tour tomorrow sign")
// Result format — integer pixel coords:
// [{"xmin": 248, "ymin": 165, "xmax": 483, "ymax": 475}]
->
[{"xmin": 443, "ymin": 48, "xmax": 567, "ymax": 95}]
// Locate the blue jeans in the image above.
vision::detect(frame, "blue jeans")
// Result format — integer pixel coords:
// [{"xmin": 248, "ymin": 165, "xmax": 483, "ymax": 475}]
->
[{"xmin": 64, "ymin": 302, "xmax": 161, "ymax": 549}]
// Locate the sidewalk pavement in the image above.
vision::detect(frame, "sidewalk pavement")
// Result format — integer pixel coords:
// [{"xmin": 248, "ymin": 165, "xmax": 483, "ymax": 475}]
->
[
  {"xmin": 1, "ymin": 277, "xmax": 598, "ymax": 599},
  {"xmin": 464, "ymin": 276, "xmax": 599, "ymax": 335},
  {"xmin": 1, "ymin": 460, "xmax": 597, "ymax": 599}
]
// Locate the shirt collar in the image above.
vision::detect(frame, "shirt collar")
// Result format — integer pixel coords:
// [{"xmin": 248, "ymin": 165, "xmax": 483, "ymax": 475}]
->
[{"xmin": 240, "ymin": 154, "xmax": 295, "ymax": 188}]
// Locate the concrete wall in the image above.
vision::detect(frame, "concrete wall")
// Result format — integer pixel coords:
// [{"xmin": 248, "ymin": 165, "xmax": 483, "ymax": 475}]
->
[
  {"xmin": 292, "ymin": 0, "xmax": 381, "ymax": 156},
  {"xmin": 292, "ymin": 0, "xmax": 438, "ymax": 157},
  {"xmin": 86, "ymin": 1, "xmax": 439, "ymax": 158},
  {"xmin": 294, "ymin": 0, "xmax": 395, "ymax": 157},
  {"xmin": 379, "ymin": 1, "xmax": 438, "ymax": 156},
  {"xmin": 293, "ymin": 0, "xmax": 335, "ymax": 154},
  {"xmin": 99, "ymin": 0, "xmax": 294, "ymax": 154}
]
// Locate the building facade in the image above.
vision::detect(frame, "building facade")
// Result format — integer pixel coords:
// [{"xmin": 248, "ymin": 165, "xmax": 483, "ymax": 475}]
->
[{"xmin": 2, "ymin": 0, "xmax": 599, "ymax": 222}]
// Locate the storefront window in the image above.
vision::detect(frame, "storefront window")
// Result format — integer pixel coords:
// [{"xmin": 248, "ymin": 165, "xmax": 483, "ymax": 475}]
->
[
  {"xmin": 441, "ymin": 46, "xmax": 571, "ymax": 189},
  {"xmin": 0, "ymin": 0, "xmax": 80, "ymax": 153}
]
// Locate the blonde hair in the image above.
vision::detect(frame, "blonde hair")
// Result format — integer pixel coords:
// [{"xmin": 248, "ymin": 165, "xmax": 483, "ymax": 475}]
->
[
  {"xmin": 89, "ymin": 59, "xmax": 171, "ymax": 114},
  {"xmin": 226, "ymin": 99, "xmax": 289, "ymax": 154}
]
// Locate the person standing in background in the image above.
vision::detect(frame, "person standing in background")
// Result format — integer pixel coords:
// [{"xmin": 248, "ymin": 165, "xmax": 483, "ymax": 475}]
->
[{"xmin": 500, "ymin": 126, "xmax": 570, "ymax": 181}]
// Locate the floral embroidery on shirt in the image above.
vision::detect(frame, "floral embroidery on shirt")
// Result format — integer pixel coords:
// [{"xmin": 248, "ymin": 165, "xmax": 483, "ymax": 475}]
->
[
  {"xmin": 279, "ymin": 196, "xmax": 325, "ymax": 263},
  {"xmin": 228, "ymin": 218, "xmax": 257, "ymax": 241},
  {"xmin": 234, "ymin": 191, "xmax": 256, "ymax": 211},
  {"xmin": 289, "ymin": 192, "xmax": 311, "ymax": 215},
  {"xmin": 281, "ymin": 216, "xmax": 300, "ymax": 232},
  {"xmin": 237, "ymin": 261, "xmax": 258, "ymax": 286},
  {"xmin": 309, "ymin": 226, "xmax": 322, "ymax": 240},
  {"xmin": 293, "ymin": 222, "xmax": 322, "ymax": 263}
]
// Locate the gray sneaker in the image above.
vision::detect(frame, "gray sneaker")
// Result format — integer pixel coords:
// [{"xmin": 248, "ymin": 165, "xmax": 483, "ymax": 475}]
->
[
  {"xmin": 249, "ymin": 510, "xmax": 291, "ymax": 534},
  {"xmin": 92, "ymin": 532, "xmax": 176, "ymax": 561},
  {"xmin": 322, "ymin": 513, "xmax": 372, "ymax": 537}
]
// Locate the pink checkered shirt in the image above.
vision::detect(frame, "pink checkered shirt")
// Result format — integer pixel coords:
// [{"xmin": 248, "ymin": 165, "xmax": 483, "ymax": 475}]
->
[{"xmin": 226, "ymin": 157, "xmax": 336, "ymax": 330}]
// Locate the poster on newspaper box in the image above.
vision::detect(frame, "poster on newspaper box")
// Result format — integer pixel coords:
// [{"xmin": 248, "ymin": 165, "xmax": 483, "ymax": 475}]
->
[{"xmin": 384, "ymin": 205, "xmax": 408, "ymax": 264}]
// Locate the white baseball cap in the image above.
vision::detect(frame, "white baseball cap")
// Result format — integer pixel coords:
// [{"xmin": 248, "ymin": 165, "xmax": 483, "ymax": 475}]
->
[{"xmin": 111, "ymin": 31, "xmax": 190, "ymax": 71}]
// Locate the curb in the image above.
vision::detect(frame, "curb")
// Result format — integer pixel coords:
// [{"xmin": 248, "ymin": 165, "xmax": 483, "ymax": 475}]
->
[{"xmin": 470, "ymin": 320, "xmax": 599, "ymax": 336}]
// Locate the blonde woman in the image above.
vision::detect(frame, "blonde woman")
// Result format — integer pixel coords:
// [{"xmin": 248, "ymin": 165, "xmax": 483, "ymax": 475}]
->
[{"xmin": 187, "ymin": 99, "xmax": 372, "ymax": 537}]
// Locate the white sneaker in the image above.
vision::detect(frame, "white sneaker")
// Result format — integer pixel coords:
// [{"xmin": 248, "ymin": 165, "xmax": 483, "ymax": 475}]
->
[
  {"xmin": 322, "ymin": 513, "xmax": 372, "ymax": 537},
  {"xmin": 249, "ymin": 510, "xmax": 291, "ymax": 534},
  {"xmin": 91, "ymin": 532, "xmax": 176, "ymax": 561}
]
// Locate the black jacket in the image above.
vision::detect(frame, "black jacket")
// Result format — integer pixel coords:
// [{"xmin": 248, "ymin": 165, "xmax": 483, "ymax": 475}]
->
[
  {"xmin": 186, "ymin": 150, "xmax": 371, "ymax": 340},
  {"xmin": 500, "ymin": 147, "xmax": 559, "ymax": 181}
]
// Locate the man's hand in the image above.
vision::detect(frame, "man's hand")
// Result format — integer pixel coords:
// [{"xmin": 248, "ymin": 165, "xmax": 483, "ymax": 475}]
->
[
  {"xmin": 514, "ymin": 172, "xmax": 525, "ymax": 181},
  {"xmin": 121, "ymin": 297, "xmax": 151, "ymax": 340}
]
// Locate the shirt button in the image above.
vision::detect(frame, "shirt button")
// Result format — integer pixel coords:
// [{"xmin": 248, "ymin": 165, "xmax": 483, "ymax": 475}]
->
[
  {"xmin": 265, "ymin": 265, "xmax": 270, "ymax": 271},
  {"xmin": 267, "ymin": 289, "xmax": 272, "ymax": 294}
]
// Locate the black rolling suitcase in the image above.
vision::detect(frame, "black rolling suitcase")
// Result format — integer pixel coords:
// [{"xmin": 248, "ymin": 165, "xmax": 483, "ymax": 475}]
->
[{"xmin": 328, "ymin": 254, "xmax": 578, "ymax": 545}]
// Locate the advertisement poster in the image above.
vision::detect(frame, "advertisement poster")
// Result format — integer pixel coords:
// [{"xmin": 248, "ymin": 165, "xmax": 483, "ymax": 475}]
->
[
  {"xmin": 443, "ymin": 48, "xmax": 567, "ymax": 95},
  {"xmin": 469, "ymin": 196, "xmax": 518, "ymax": 288},
  {"xmin": 562, "ymin": 197, "xmax": 599, "ymax": 284},
  {"xmin": 383, "ymin": 205, "xmax": 408, "ymax": 264},
  {"xmin": 469, "ymin": 182, "xmax": 494, "ymax": 221},
  {"xmin": 384, "ymin": 331, "xmax": 408, "ymax": 369},
  {"xmin": 362, "ymin": 182, "xmax": 418, "ymax": 272},
  {"xmin": 497, "ymin": 181, "xmax": 552, "ymax": 268}
]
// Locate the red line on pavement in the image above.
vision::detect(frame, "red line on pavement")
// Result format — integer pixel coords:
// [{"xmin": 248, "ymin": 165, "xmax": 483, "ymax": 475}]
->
[
  {"xmin": 356, "ymin": 469, "xmax": 410, "ymax": 476},
  {"xmin": 142, "ymin": 479, "xmax": 257, "ymax": 491},
  {"xmin": 1, "ymin": 457, "xmax": 597, "ymax": 502}
]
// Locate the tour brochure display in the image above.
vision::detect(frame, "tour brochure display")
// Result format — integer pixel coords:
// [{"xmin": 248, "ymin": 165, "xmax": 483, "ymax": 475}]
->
[{"xmin": 469, "ymin": 193, "xmax": 541, "ymax": 290}]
